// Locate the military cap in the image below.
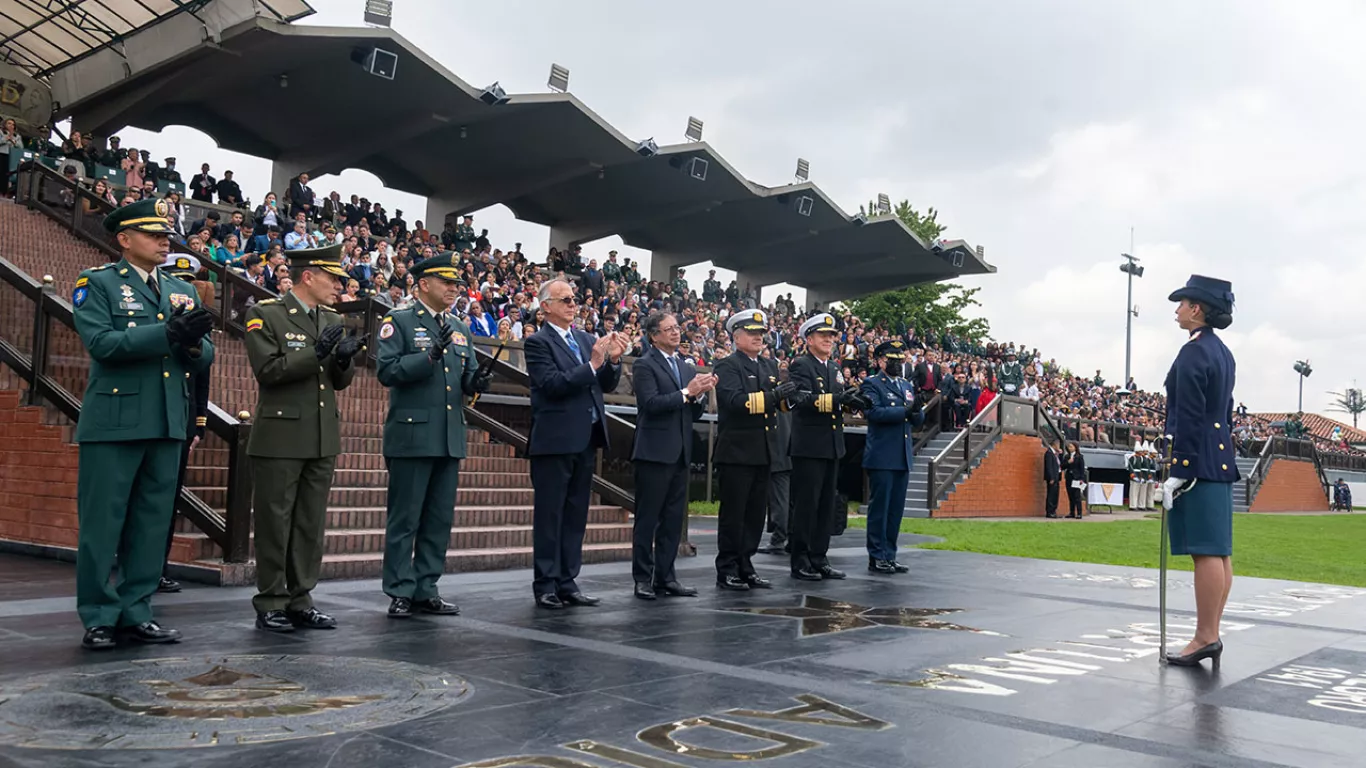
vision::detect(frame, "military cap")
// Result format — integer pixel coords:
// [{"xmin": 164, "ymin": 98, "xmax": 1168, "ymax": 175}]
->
[
  {"xmin": 102, "ymin": 197, "xmax": 175, "ymax": 235},
  {"xmin": 1169, "ymin": 274, "xmax": 1234, "ymax": 316},
  {"xmin": 160, "ymin": 253, "xmax": 201, "ymax": 279},
  {"xmin": 285, "ymin": 242, "xmax": 349, "ymax": 279},
  {"xmin": 410, "ymin": 252, "xmax": 465, "ymax": 284},
  {"xmin": 108, "ymin": 135, "xmax": 120, "ymax": 144},
  {"xmin": 165, "ymin": 157, "xmax": 176, "ymax": 163},
  {"xmin": 725, "ymin": 308, "xmax": 768, "ymax": 335},
  {"xmin": 874, "ymin": 340, "xmax": 907, "ymax": 359},
  {"xmin": 799, "ymin": 312, "xmax": 839, "ymax": 337}
]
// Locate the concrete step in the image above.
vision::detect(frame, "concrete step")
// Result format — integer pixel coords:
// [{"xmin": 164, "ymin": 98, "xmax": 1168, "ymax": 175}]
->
[
  {"xmin": 173, "ymin": 504, "xmax": 629, "ymax": 535},
  {"xmin": 188, "ymin": 485, "xmax": 567, "ymax": 509},
  {"xmin": 185, "ymin": 467, "xmax": 533, "ymax": 489}
]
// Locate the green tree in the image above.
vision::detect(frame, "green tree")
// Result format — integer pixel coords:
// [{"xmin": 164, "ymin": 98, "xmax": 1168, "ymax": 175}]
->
[
  {"xmin": 846, "ymin": 199, "xmax": 990, "ymax": 340},
  {"xmin": 1326, "ymin": 387, "xmax": 1366, "ymax": 429}
]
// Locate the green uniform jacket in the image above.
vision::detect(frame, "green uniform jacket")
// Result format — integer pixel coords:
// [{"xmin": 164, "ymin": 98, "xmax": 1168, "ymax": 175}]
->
[
  {"xmin": 375, "ymin": 304, "xmax": 477, "ymax": 458},
  {"xmin": 71, "ymin": 259, "xmax": 214, "ymax": 443},
  {"xmin": 672, "ymin": 278, "xmax": 689, "ymax": 297},
  {"xmin": 244, "ymin": 291, "xmax": 355, "ymax": 459}
]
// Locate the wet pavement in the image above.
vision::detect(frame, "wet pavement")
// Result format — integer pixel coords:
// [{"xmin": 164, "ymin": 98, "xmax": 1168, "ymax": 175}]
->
[{"xmin": 0, "ymin": 533, "xmax": 1363, "ymax": 767}]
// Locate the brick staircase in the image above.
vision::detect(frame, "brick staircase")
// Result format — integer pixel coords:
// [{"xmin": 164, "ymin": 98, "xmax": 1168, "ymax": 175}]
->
[{"xmin": 0, "ymin": 200, "xmax": 634, "ymax": 584}]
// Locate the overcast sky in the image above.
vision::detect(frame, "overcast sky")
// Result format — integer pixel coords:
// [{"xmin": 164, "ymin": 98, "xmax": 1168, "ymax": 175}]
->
[{"xmin": 111, "ymin": 0, "xmax": 1366, "ymax": 415}]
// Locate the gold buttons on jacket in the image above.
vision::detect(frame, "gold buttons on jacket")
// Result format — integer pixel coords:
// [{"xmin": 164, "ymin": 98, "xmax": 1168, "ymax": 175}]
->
[
  {"xmin": 1219, "ymin": 444, "xmax": 1225, "ymax": 450},
  {"xmin": 184, "ymin": 372, "xmax": 190, "ymax": 379},
  {"xmin": 446, "ymin": 385, "xmax": 452, "ymax": 392},
  {"xmin": 1222, "ymin": 464, "xmax": 1228, "ymax": 470},
  {"xmin": 1214, "ymin": 423, "xmax": 1221, "ymax": 429},
  {"xmin": 319, "ymin": 401, "xmax": 325, "ymax": 407},
  {"xmin": 276, "ymin": 410, "xmax": 282, "ymax": 416},
  {"xmin": 112, "ymin": 388, "xmax": 119, "ymax": 393},
  {"xmin": 163, "ymin": 371, "xmax": 169, "ymax": 378},
  {"xmin": 447, "ymin": 404, "xmax": 453, "ymax": 410},
  {"xmin": 406, "ymin": 417, "xmax": 413, "ymax": 422},
  {"xmin": 128, "ymin": 311, "xmax": 134, "ymax": 316},
  {"xmin": 319, "ymin": 384, "xmax": 325, "ymax": 390},
  {"xmin": 444, "ymin": 366, "xmax": 450, "ymax": 373},
  {"xmin": 1182, "ymin": 460, "xmax": 1190, "ymax": 466},
  {"xmin": 157, "ymin": 313, "xmax": 164, "ymax": 320}
]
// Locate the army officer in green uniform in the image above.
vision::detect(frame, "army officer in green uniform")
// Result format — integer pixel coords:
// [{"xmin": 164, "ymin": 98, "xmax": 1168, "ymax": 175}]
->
[
  {"xmin": 72, "ymin": 198, "xmax": 215, "ymax": 650},
  {"xmin": 376, "ymin": 254, "xmax": 492, "ymax": 618},
  {"xmin": 244, "ymin": 243, "xmax": 364, "ymax": 633}
]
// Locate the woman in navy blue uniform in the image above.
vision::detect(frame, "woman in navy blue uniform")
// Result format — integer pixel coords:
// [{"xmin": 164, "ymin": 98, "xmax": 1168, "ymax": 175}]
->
[{"xmin": 1163, "ymin": 275, "xmax": 1239, "ymax": 667}]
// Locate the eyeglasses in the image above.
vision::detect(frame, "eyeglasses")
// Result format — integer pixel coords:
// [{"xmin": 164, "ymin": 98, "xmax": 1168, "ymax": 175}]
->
[
  {"xmin": 657, "ymin": 325, "xmax": 681, "ymax": 334},
  {"xmin": 549, "ymin": 296, "xmax": 579, "ymax": 306}
]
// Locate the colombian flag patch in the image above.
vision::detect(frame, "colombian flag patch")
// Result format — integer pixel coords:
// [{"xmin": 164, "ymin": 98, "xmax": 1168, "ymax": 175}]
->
[{"xmin": 246, "ymin": 318, "xmax": 264, "ymax": 332}]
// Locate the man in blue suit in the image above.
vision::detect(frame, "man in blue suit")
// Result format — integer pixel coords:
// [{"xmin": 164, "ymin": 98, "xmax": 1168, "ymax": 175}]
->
[
  {"xmin": 860, "ymin": 341, "xmax": 925, "ymax": 574},
  {"xmin": 629, "ymin": 311, "xmax": 716, "ymax": 599},
  {"xmin": 524, "ymin": 278, "xmax": 626, "ymax": 609}
]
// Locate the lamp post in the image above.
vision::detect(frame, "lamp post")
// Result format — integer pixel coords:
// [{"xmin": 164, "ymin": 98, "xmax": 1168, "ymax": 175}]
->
[
  {"xmin": 1119, "ymin": 254, "xmax": 1144, "ymax": 387},
  {"xmin": 1293, "ymin": 360, "xmax": 1313, "ymax": 413}
]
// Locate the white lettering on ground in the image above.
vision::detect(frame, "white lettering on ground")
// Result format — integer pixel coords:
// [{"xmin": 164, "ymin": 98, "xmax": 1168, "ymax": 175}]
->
[{"xmin": 1257, "ymin": 665, "xmax": 1366, "ymax": 715}]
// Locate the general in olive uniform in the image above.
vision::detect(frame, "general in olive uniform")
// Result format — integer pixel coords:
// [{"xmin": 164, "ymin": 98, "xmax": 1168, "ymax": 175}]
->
[
  {"xmin": 713, "ymin": 309, "xmax": 794, "ymax": 590},
  {"xmin": 244, "ymin": 244, "xmax": 363, "ymax": 632},
  {"xmin": 72, "ymin": 198, "xmax": 215, "ymax": 650},
  {"xmin": 672, "ymin": 267, "xmax": 689, "ymax": 299},
  {"xmin": 1162, "ymin": 274, "xmax": 1239, "ymax": 667},
  {"xmin": 376, "ymin": 254, "xmax": 491, "ymax": 618},
  {"xmin": 860, "ymin": 341, "xmax": 925, "ymax": 574},
  {"xmin": 702, "ymin": 270, "xmax": 722, "ymax": 303},
  {"xmin": 787, "ymin": 313, "xmax": 859, "ymax": 581}
]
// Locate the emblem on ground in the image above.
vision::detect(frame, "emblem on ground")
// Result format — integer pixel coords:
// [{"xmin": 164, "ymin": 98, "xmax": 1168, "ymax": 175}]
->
[{"xmin": 0, "ymin": 654, "xmax": 469, "ymax": 749}]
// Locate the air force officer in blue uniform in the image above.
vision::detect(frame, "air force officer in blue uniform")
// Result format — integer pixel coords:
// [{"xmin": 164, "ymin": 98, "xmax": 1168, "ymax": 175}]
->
[
  {"xmin": 524, "ymin": 278, "xmax": 626, "ymax": 609},
  {"xmin": 1162, "ymin": 274, "xmax": 1239, "ymax": 667},
  {"xmin": 860, "ymin": 341, "xmax": 925, "ymax": 574}
]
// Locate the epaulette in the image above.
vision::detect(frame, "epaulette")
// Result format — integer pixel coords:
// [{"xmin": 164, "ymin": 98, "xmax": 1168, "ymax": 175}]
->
[
  {"xmin": 256, "ymin": 298, "xmax": 281, "ymax": 305},
  {"xmin": 87, "ymin": 263, "xmax": 111, "ymax": 272}
]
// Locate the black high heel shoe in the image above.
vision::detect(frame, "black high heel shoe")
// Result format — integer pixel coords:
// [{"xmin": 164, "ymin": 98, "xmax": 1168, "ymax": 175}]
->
[{"xmin": 1166, "ymin": 639, "xmax": 1223, "ymax": 667}]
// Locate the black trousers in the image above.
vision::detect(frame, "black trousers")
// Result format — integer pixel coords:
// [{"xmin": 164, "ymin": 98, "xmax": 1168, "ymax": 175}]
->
[
  {"xmin": 530, "ymin": 447, "xmax": 596, "ymax": 597},
  {"xmin": 715, "ymin": 463, "xmax": 768, "ymax": 579},
  {"xmin": 790, "ymin": 456, "xmax": 839, "ymax": 571},
  {"xmin": 1066, "ymin": 484, "xmax": 1083, "ymax": 516},
  {"xmin": 632, "ymin": 458, "xmax": 688, "ymax": 585},
  {"xmin": 162, "ymin": 437, "xmax": 195, "ymax": 573},
  {"xmin": 1044, "ymin": 481, "xmax": 1059, "ymax": 517}
]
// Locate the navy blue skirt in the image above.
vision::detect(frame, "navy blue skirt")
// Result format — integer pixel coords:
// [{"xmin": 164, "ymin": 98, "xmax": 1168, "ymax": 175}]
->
[{"xmin": 1169, "ymin": 481, "xmax": 1233, "ymax": 557}]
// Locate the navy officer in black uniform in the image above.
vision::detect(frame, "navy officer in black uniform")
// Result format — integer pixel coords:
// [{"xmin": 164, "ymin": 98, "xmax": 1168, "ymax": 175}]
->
[
  {"xmin": 860, "ymin": 340, "xmax": 925, "ymax": 574},
  {"xmin": 1162, "ymin": 275, "xmax": 1239, "ymax": 667},
  {"xmin": 787, "ymin": 313, "xmax": 861, "ymax": 581}
]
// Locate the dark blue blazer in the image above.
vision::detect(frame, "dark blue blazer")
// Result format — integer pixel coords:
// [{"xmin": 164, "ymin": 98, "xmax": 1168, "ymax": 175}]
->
[
  {"xmin": 525, "ymin": 324, "xmax": 621, "ymax": 456},
  {"xmin": 1164, "ymin": 326, "xmax": 1240, "ymax": 482},
  {"xmin": 630, "ymin": 348, "xmax": 704, "ymax": 464},
  {"xmin": 860, "ymin": 371, "xmax": 925, "ymax": 471}
]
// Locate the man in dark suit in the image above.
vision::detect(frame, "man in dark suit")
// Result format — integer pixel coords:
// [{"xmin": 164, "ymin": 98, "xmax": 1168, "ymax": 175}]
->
[
  {"xmin": 713, "ymin": 309, "xmax": 795, "ymax": 590},
  {"xmin": 788, "ymin": 313, "xmax": 859, "ymax": 581},
  {"xmin": 289, "ymin": 173, "xmax": 316, "ymax": 221},
  {"xmin": 1043, "ymin": 439, "xmax": 1062, "ymax": 518},
  {"xmin": 945, "ymin": 370, "xmax": 973, "ymax": 429},
  {"xmin": 524, "ymin": 278, "xmax": 627, "ymax": 609},
  {"xmin": 216, "ymin": 170, "xmax": 243, "ymax": 206},
  {"xmin": 629, "ymin": 311, "xmax": 715, "ymax": 599},
  {"xmin": 912, "ymin": 350, "xmax": 943, "ymax": 395},
  {"xmin": 189, "ymin": 163, "xmax": 215, "ymax": 202}
]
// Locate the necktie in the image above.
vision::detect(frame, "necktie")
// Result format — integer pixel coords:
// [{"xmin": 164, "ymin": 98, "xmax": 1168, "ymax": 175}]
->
[
  {"xmin": 564, "ymin": 331, "xmax": 582, "ymax": 362},
  {"xmin": 146, "ymin": 274, "xmax": 159, "ymax": 299}
]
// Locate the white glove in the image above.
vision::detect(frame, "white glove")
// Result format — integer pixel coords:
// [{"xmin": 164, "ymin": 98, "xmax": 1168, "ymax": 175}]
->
[{"xmin": 1163, "ymin": 477, "xmax": 1196, "ymax": 505}]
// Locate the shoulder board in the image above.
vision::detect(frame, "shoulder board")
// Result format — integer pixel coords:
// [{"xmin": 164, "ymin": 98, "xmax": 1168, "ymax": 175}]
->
[
  {"xmin": 381, "ymin": 315, "xmax": 395, "ymax": 323},
  {"xmin": 320, "ymin": 305, "xmax": 338, "ymax": 313},
  {"xmin": 257, "ymin": 298, "xmax": 281, "ymax": 305},
  {"xmin": 88, "ymin": 263, "xmax": 112, "ymax": 272}
]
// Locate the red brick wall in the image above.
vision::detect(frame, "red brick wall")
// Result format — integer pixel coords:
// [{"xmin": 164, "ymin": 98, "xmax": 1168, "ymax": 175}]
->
[
  {"xmin": 1249, "ymin": 459, "xmax": 1330, "ymax": 513},
  {"xmin": 0, "ymin": 388, "xmax": 80, "ymax": 550},
  {"xmin": 934, "ymin": 434, "xmax": 1050, "ymax": 517}
]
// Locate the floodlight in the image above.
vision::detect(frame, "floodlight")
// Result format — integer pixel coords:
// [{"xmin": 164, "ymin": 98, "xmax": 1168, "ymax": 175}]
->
[
  {"xmin": 685, "ymin": 117, "xmax": 704, "ymax": 142},
  {"xmin": 795, "ymin": 158, "xmax": 809, "ymax": 182},
  {"xmin": 876, "ymin": 193, "xmax": 891, "ymax": 215},
  {"xmin": 363, "ymin": 0, "xmax": 392, "ymax": 27},
  {"xmin": 547, "ymin": 63, "xmax": 570, "ymax": 93},
  {"xmin": 480, "ymin": 82, "xmax": 509, "ymax": 106},
  {"xmin": 635, "ymin": 138, "xmax": 659, "ymax": 157}
]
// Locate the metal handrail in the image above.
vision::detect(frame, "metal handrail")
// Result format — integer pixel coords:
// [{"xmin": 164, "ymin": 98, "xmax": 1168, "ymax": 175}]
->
[
  {"xmin": 927, "ymin": 395, "xmax": 1006, "ymax": 510},
  {"xmin": 1244, "ymin": 434, "xmax": 1275, "ymax": 508},
  {"xmin": 911, "ymin": 392, "xmax": 944, "ymax": 456}
]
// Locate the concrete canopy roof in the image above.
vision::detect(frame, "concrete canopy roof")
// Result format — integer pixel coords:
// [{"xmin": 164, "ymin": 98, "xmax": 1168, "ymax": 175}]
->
[{"xmin": 62, "ymin": 16, "xmax": 994, "ymax": 297}]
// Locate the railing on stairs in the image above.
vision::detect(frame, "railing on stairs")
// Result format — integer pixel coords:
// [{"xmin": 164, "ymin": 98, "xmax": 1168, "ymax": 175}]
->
[
  {"xmin": 1244, "ymin": 436, "xmax": 1332, "ymax": 510},
  {"xmin": 911, "ymin": 392, "xmax": 943, "ymax": 456},
  {"xmin": 0, "ymin": 256, "xmax": 253, "ymax": 561},
  {"xmin": 1244, "ymin": 435, "xmax": 1275, "ymax": 508},
  {"xmin": 926, "ymin": 394, "xmax": 1005, "ymax": 510}
]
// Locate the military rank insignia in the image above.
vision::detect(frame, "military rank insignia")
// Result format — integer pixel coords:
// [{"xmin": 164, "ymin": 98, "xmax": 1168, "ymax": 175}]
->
[
  {"xmin": 378, "ymin": 321, "xmax": 395, "ymax": 339},
  {"xmin": 246, "ymin": 318, "xmax": 264, "ymax": 333}
]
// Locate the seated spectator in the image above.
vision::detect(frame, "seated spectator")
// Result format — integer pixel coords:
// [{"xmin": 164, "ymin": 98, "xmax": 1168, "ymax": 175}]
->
[
  {"xmin": 215, "ymin": 234, "xmax": 244, "ymax": 265},
  {"xmin": 467, "ymin": 301, "xmax": 496, "ymax": 336},
  {"xmin": 249, "ymin": 226, "xmax": 282, "ymax": 255},
  {"xmin": 342, "ymin": 279, "xmax": 361, "ymax": 301},
  {"xmin": 284, "ymin": 220, "xmax": 312, "ymax": 250},
  {"xmin": 83, "ymin": 179, "xmax": 116, "ymax": 214},
  {"xmin": 349, "ymin": 250, "xmax": 375, "ymax": 293}
]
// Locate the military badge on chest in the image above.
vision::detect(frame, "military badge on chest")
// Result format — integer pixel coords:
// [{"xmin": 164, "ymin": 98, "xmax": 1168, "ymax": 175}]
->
[
  {"xmin": 168, "ymin": 293, "xmax": 196, "ymax": 311},
  {"xmin": 284, "ymin": 332, "xmax": 308, "ymax": 349},
  {"xmin": 413, "ymin": 327, "xmax": 432, "ymax": 350},
  {"xmin": 117, "ymin": 283, "xmax": 144, "ymax": 311}
]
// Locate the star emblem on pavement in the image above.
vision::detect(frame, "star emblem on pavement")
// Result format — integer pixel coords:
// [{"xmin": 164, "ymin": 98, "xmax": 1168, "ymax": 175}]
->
[{"xmin": 723, "ymin": 595, "xmax": 1006, "ymax": 638}]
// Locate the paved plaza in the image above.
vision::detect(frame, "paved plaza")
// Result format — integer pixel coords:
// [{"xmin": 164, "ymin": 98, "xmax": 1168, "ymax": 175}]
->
[{"xmin": 0, "ymin": 534, "xmax": 1363, "ymax": 768}]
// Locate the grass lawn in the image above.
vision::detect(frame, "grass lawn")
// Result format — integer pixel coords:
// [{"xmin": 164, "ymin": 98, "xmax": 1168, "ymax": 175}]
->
[{"xmin": 842, "ymin": 515, "xmax": 1366, "ymax": 588}]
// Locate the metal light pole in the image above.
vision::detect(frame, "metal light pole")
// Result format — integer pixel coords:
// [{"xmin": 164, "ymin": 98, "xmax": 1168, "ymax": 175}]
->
[
  {"xmin": 1294, "ymin": 360, "xmax": 1312, "ymax": 412},
  {"xmin": 1119, "ymin": 253, "xmax": 1144, "ymax": 386}
]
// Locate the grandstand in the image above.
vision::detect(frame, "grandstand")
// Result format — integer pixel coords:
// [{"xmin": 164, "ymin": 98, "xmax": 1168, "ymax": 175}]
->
[{"xmin": 0, "ymin": 1, "xmax": 1346, "ymax": 585}]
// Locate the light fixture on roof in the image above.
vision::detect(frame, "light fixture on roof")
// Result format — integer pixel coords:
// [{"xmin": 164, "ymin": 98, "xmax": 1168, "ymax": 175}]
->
[
  {"xmin": 547, "ymin": 63, "xmax": 570, "ymax": 93},
  {"xmin": 350, "ymin": 47, "xmax": 398, "ymax": 80},
  {"xmin": 685, "ymin": 116, "xmax": 704, "ymax": 142},
  {"xmin": 363, "ymin": 0, "xmax": 393, "ymax": 26},
  {"xmin": 795, "ymin": 158, "xmax": 810, "ymax": 183},
  {"xmin": 853, "ymin": 213, "xmax": 868, "ymax": 226},
  {"xmin": 876, "ymin": 193, "xmax": 891, "ymax": 215},
  {"xmin": 480, "ymin": 82, "xmax": 509, "ymax": 106},
  {"xmin": 635, "ymin": 138, "xmax": 659, "ymax": 157}
]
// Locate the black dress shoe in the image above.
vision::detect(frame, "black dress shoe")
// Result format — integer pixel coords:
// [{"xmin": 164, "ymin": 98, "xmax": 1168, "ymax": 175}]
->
[
  {"xmin": 818, "ymin": 566, "xmax": 847, "ymax": 580},
  {"xmin": 791, "ymin": 568, "xmax": 823, "ymax": 581},
  {"xmin": 1045, "ymin": 513, "xmax": 1058, "ymax": 518},
  {"xmin": 655, "ymin": 581, "xmax": 699, "ymax": 597},
  {"xmin": 1166, "ymin": 639, "xmax": 1223, "ymax": 668},
  {"xmin": 120, "ymin": 621, "xmax": 181, "ymax": 644},
  {"xmin": 536, "ymin": 593, "xmax": 565, "ymax": 610},
  {"xmin": 256, "ymin": 610, "xmax": 294, "ymax": 632},
  {"xmin": 868, "ymin": 559, "xmax": 896, "ymax": 574},
  {"xmin": 388, "ymin": 597, "xmax": 413, "ymax": 618},
  {"xmin": 82, "ymin": 626, "xmax": 116, "ymax": 650},
  {"xmin": 559, "ymin": 592, "xmax": 601, "ymax": 607},
  {"xmin": 157, "ymin": 576, "xmax": 182, "ymax": 593},
  {"xmin": 287, "ymin": 607, "xmax": 337, "ymax": 629},
  {"xmin": 744, "ymin": 574, "xmax": 773, "ymax": 589},
  {"xmin": 414, "ymin": 597, "xmax": 460, "ymax": 615},
  {"xmin": 634, "ymin": 582, "xmax": 657, "ymax": 600},
  {"xmin": 716, "ymin": 575, "xmax": 751, "ymax": 591},
  {"xmin": 890, "ymin": 561, "xmax": 910, "ymax": 573}
]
